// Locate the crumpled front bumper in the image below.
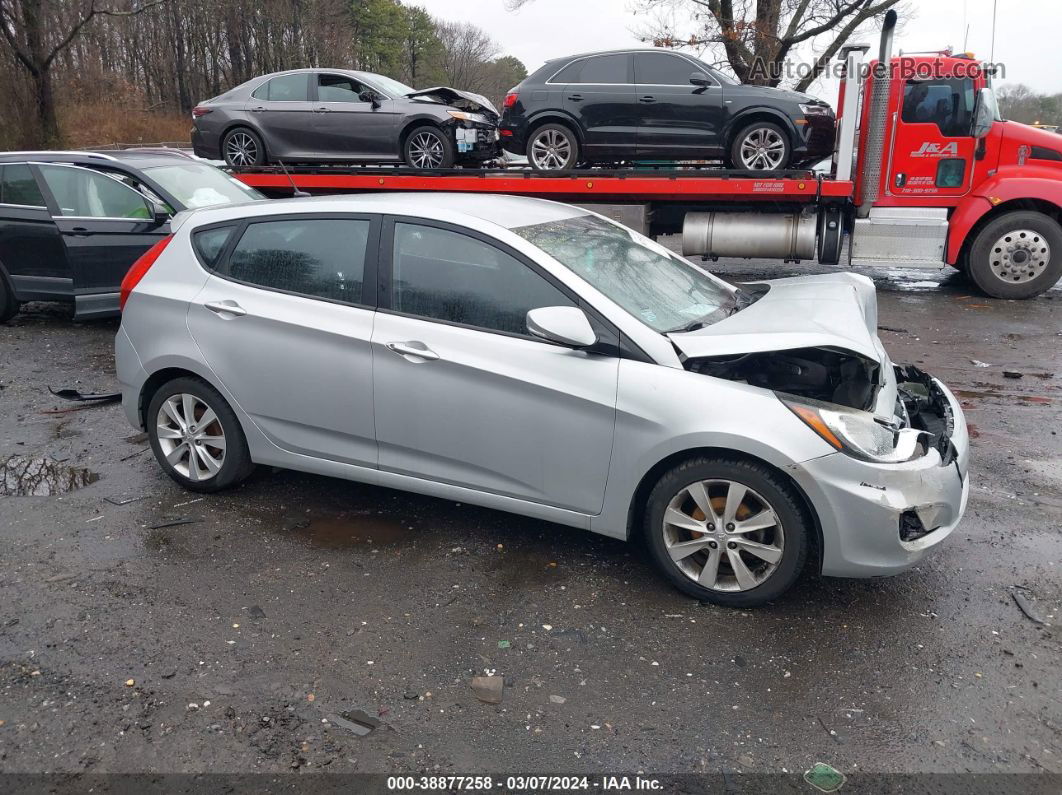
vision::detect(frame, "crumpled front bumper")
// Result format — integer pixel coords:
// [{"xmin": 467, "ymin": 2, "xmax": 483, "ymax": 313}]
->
[{"xmin": 787, "ymin": 376, "xmax": 970, "ymax": 578}]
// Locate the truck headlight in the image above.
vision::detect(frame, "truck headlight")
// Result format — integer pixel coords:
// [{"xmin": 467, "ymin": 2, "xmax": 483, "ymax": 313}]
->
[{"xmin": 780, "ymin": 395, "xmax": 923, "ymax": 463}]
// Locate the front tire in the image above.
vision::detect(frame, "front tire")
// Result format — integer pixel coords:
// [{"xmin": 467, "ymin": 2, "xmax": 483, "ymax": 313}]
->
[
  {"xmin": 146, "ymin": 376, "xmax": 255, "ymax": 493},
  {"xmin": 729, "ymin": 121, "xmax": 791, "ymax": 171},
  {"xmin": 403, "ymin": 125, "xmax": 455, "ymax": 169},
  {"xmin": 222, "ymin": 127, "xmax": 266, "ymax": 167},
  {"xmin": 967, "ymin": 211, "xmax": 1062, "ymax": 299},
  {"xmin": 527, "ymin": 123, "xmax": 580, "ymax": 171},
  {"xmin": 643, "ymin": 457, "xmax": 809, "ymax": 608}
]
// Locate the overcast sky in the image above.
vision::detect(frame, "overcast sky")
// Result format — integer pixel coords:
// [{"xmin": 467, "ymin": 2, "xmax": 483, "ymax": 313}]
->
[{"xmin": 413, "ymin": 0, "xmax": 1061, "ymax": 98}]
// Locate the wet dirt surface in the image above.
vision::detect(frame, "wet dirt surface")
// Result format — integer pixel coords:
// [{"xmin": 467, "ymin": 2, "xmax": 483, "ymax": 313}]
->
[{"xmin": 0, "ymin": 264, "xmax": 1060, "ymax": 777}]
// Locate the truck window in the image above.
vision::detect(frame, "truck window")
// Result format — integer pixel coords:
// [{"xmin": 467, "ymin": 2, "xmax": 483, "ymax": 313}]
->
[{"xmin": 901, "ymin": 78, "xmax": 975, "ymax": 137}]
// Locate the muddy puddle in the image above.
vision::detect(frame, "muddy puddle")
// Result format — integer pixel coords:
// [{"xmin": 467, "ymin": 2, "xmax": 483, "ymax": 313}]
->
[
  {"xmin": 0, "ymin": 455, "xmax": 98, "ymax": 496},
  {"xmin": 289, "ymin": 514, "xmax": 411, "ymax": 548}
]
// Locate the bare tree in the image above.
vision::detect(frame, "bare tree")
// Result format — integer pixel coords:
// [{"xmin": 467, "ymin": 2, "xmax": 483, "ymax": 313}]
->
[
  {"xmin": 0, "ymin": 0, "xmax": 167, "ymax": 145},
  {"xmin": 434, "ymin": 19, "xmax": 499, "ymax": 93}
]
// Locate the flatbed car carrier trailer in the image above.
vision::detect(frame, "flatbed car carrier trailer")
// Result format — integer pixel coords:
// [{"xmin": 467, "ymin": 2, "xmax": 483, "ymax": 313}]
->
[{"xmin": 233, "ymin": 11, "xmax": 1062, "ymax": 300}]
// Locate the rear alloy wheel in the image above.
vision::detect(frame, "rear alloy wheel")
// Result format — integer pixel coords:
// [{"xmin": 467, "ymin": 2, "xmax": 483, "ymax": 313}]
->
[
  {"xmin": 222, "ymin": 128, "xmax": 266, "ymax": 167},
  {"xmin": 147, "ymin": 376, "xmax": 254, "ymax": 493},
  {"xmin": 527, "ymin": 124, "xmax": 579, "ymax": 171},
  {"xmin": 644, "ymin": 457, "xmax": 808, "ymax": 607},
  {"xmin": 730, "ymin": 122, "xmax": 791, "ymax": 171},
  {"xmin": 403, "ymin": 126, "xmax": 455, "ymax": 169},
  {"xmin": 968, "ymin": 211, "xmax": 1062, "ymax": 299}
]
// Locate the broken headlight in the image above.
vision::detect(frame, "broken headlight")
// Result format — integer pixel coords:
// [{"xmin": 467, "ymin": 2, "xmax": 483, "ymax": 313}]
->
[
  {"xmin": 447, "ymin": 110, "xmax": 488, "ymax": 124},
  {"xmin": 780, "ymin": 395, "xmax": 923, "ymax": 464}
]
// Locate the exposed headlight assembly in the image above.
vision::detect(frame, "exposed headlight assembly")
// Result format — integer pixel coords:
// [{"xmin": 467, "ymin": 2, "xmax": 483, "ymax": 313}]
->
[
  {"xmin": 447, "ymin": 110, "xmax": 485, "ymax": 123},
  {"xmin": 780, "ymin": 395, "xmax": 923, "ymax": 463},
  {"xmin": 799, "ymin": 103, "xmax": 832, "ymax": 116}
]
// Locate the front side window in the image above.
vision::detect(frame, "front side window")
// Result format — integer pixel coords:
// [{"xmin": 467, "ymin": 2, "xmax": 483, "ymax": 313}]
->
[
  {"xmin": 392, "ymin": 223, "xmax": 574, "ymax": 336},
  {"xmin": 318, "ymin": 73, "xmax": 369, "ymax": 102},
  {"xmin": 0, "ymin": 164, "xmax": 46, "ymax": 207},
  {"xmin": 901, "ymin": 78, "xmax": 975, "ymax": 137},
  {"xmin": 222, "ymin": 218, "xmax": 370, "ymax": 304},
  {"xmin": 255, "ymin": 73, "xmax": 309, "ymax": 102},
  {"xmin": 553, "ymin": 54, "xmax": 629, "ymax": 84},
  {"xmin": 635, "ymin": 52, "xmax": 700, "ymax": 86},
  {"xmin": 38, "ymin": 164, "xmax": 151, "ymax": 218},
  {"xmin": 512, "ymin": 213, "xmax": 736, "ymax": 333}
]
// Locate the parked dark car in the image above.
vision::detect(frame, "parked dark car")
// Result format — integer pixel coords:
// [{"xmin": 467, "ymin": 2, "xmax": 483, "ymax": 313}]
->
[
  {"xmin": 191, "ymin": 69, "xmax": 501, "ymax": 169},
  {"xmin": 500, "ymin": 49, "xmax": 836, "ymax": 171},
  {"xmin": 0, "ymin": 149, "xmax": 264, "ymax": 323}
]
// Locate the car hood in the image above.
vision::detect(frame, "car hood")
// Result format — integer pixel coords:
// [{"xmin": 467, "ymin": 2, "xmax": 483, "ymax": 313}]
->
[
  {"xmin": 729, "ymin": 83, "xmax": 824, "ymax": 107},
  {"xmin": 667, "ymin": 273, "xmax": 883, "ymax": 362},
  {"xmin": 406, "ymin": 87, "xmax": 499, "ymax": 119}
]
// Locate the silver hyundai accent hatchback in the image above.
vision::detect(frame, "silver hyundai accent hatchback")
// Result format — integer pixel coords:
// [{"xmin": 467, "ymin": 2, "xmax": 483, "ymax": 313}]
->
[{"xmin": 116, "ymin": 193, "xmax": 970, "ymax": 607}]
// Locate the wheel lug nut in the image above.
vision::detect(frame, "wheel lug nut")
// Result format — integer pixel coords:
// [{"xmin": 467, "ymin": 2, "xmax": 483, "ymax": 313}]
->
[
  {"xmin": 726, "ymin": 523, "xmax": 735, "ymax": 532},
  {"xmin": 707, "ymin": 523, "xmax": 715, "ymax": 532},
  {"xmin": 708, "ymin": 541, "xmax": 717, "ymax": 549},
  {"xmin": 727, "ymin": 542, "xmax": 737, "ymax": 550}
]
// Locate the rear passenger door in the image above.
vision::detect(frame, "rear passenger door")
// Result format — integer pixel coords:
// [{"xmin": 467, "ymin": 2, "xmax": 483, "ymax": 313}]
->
[
  {"xmin": 248, "ymin": 73, "xmax": 316, "ymax": 159},
  {"xmin": 186, "ymin": 214, "xmax": 380, "ymax": 468},
  {"xmin": 0, "ymin": 163, "xmax": 69, "ymax": 298},
  {"xmin": 371, "ymin": 219, "xmax": 619, "ymax": 514},
  {"xmin": 553, "ymin": 53, "xmax": 637, "ymax": 158},
  {"xmin": 35, "ymin": 163, "xmax": 168, "ymax": 316}
]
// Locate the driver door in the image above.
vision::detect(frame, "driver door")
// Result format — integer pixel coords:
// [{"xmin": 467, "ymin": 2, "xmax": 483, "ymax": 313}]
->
[
  {"xmin": 34, "ymin": 163, "xmax": 168, "ymax": 315},
  {"xmin": 311, "ymin": 72, "xmax": 398, "ymax": 159}
]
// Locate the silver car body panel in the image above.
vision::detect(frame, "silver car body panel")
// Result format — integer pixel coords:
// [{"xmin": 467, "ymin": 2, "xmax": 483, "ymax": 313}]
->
[{"xmin": 117, "ymin": 193, "xmax": 969, "ymax": 579}]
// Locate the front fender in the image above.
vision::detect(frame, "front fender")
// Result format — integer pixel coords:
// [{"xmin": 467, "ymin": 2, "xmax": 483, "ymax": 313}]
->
[
  {"xmin": 724, "ymin": 106, "xmax": 799, "ymax": 145},
  {"xmin": 947, "ymin": 166, "xmax": 1062, "ymax": 263}
]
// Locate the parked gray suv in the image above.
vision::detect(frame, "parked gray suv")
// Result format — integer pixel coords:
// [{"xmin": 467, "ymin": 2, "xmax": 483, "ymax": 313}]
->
[{"xmin": 191, "ymin": 69, "xmax": 500, "ymax": 169}]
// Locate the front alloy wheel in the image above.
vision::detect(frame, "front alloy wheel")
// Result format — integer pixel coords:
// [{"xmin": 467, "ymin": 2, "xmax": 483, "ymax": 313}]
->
[{"xmin": 732, "ymin": 122, "xmax": 790, "ymax": 171}]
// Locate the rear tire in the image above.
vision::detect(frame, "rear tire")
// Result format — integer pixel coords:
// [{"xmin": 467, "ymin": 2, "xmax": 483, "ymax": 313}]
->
[
  {"xmin": 403, "ymin": 125, "xmax": 455, "ymax": 169},
  {"xmin": 146, "ymin": 376, "xmax": 255, "ymax": 493},
  {"xmin": 222, "ymin": 127, "xmax": 266, "ymax": 167},
  {"xmin": 527, "ymin": 123, "xmax": 580, "ymax": 171},
  {"xmin": 728, "ymin": 121, "xmax": 792, "ymax": 171},
  {"xmin": 967, "ymin": 211, "xmax": 1062, "ymax": 299},
  {"xmin": 643, "ymin": 456, "xmax": 809, "ymax": 608},
  {"xmin": 0, "ymin": 271, "xmax": 19, "ymax": 323}
]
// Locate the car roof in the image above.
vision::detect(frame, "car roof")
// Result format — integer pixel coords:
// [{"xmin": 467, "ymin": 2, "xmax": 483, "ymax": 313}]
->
[
  {"xmin": 0, "ymin": 149, "xmax": 197, "ymax": 169},
  {"xmin": 545, "ymin": 48, "xmax": 707, "ymax": 65},
  {"xmin": 183, "ymin": 192, "xmax": 590, "ymax": 231}
]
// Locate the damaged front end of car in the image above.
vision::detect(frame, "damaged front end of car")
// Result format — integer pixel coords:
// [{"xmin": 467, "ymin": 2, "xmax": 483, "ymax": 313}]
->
[{"xmin": 408, "ymin": 87, "xmax": 501, "ymax": 161}]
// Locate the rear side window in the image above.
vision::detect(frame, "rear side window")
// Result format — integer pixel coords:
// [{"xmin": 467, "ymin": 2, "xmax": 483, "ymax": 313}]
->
[
  {"xmin": 221, "ymin": 218, "xmax": 370, "ymax": 304},
  {"xmin": 635, "ymin": 52, "xmax": 700, "ymax": 86},
  {"xmin": 552, "ymin": 54, "xmax": 629, "ymax": 84},
  {"xmin": 391, "ymin": 223, "xmax": 574, "ymax": 336},
  {"xmin": 0, "ymin": 164, "xmax": 46, "ymax": 207},
  {"xmin": 253, "ymin": 73, "xmax": 309, "ymax": 102},
  {"xmin": 38, "ymin": 164, "xmax": 151, "ymax": 218},
  {"xmin": 193, "ymin": 226, "xmax": 236, "ymax": 269}
]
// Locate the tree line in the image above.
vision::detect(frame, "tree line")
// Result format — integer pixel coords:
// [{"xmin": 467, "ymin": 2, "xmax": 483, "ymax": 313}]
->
[
  {"xmin": 998, "ymin": 84, "xmax": 1062, "ymax": 128},
  {"xmin": 0, "ymin": 0, "xmax": 528, "ymax": 148}
]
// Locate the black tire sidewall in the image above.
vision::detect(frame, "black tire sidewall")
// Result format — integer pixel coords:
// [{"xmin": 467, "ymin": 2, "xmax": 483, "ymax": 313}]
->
[
  {"xmin": 0, "ymin": 270, "xmax": 18, "ymax": 323},
  {"xmin": 968, "ymin": 211, "xmax": 1062, "ymax": 299},
  {"xmin": 403, "ymin": 125, "xmax": 456, "ymax": 169},
  {"xmin": 222, "ymin": 128, "xmax": 266, "ymax": 167},
  {"xmin": 146, "ymin": 376, "xmax": 253, "ymax": 493},
  {"xmin": 643, "ymin": 457, "xmax": 809, "ymax": 607},
  {"xmin": 526, "ymin": 123, "xmax": 580, "ymax": 171},
  {"xmin": 729, "ymin": 121, "xmax": 791, "ymax": 171}
]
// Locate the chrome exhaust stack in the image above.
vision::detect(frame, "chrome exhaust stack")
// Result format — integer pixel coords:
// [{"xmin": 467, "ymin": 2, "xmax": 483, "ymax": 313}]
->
[{"xmin": 856, "ymin": 9, "xmax": 898, "ymax": 218}]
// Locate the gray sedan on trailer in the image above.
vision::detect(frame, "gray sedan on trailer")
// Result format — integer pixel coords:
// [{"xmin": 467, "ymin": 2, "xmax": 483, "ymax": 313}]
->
[
  {"xmin": 191, "ymin": 69, "xmax": 500, "ymax": 169},
  {"xmin": 116, "ymin": 193, "xmax": 969, "ymax": 607}
]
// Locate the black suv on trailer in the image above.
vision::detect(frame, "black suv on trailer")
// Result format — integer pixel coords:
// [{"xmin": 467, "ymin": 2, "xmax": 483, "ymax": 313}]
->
[
  {"xmin": 500, "ymin": 49, "xmax": 836, "ymax": 171},
  {"xmin": 0, "ymin": 150, "xmax": 263, "ymax": 322}
]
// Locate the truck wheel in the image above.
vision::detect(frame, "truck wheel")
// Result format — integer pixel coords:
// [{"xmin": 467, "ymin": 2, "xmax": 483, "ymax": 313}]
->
[
  {"xmin": 403, "ymin": 126, "xmax": 455, "ymax": 169},
  {"xmin": 527, "ymin": 123, "xmax": 580, "ymax": 171},
  {"xmin": 0, "ymin": 271, "xmax": 19, "ymax": 323},
  {"xmin": 968, "ymin": 211, "xmax": 1062, "ymax": 299},
  {"xmin": 643, "ymin": 456, "xmax": 809, "ymax": 608},
  {"xmin": 729, "ymin": 122, "xmax": 791, "ymax": 171}
]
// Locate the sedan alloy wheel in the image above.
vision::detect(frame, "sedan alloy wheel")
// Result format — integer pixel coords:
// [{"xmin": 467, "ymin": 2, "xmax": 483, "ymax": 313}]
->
[{"xmin": 224, "ymin": 131, "xmax": 260, "ymax": 166}]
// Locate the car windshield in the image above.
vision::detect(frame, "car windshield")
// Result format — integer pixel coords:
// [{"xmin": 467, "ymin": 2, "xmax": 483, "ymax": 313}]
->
[
  {"xmin": 369, "ymin": 74, "xmax": 416, "ymax": 99},
  {"xmin": 142, "ymin": 162, "xmax": 264, "ymax": 208},
  {"xmin": 512, "ymin": 213, "xmax": 737, "ymax": 333}
]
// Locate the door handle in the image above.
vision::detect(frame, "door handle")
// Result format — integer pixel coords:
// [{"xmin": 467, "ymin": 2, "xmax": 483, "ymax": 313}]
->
[
  {"xmin": 204, "ymin": 300, "xmax": 247, "ymax": 317},
  {"xmin": 639, "ymin": 95, "xmax": 656, "ymax": 103},
  {"xmin": 250, "ymin": 106, "xmax": 265, "ymax": 113},
  {"xmin": 567, "ymin": 94, "xmax": 583, "ymax": 101},
  {"xmin": 386, "ymin": 341, "xmax": 439, "ymax": 361},
  {"xmin": 71, "ymin": 226, "xmax": 91, "ymax": 236},
  {"xmin": 313, "ymin": 107, "xmax": 331, "ymax": 113}
]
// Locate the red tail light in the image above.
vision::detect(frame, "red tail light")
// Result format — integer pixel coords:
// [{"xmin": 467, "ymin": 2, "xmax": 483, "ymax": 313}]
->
[
  {"xmin": 503, "ymin": 91, "xmax": 519, "ymax": 109},
  {"xmin": 120, "ymin": 235, "xmax": 172, "ymax": 312},
  {"xmin": 191, "ymin": 106, "xmax": 212, "ymax": 118}
]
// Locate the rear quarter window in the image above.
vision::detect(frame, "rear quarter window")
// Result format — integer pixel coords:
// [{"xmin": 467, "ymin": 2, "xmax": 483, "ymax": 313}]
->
[{"xmin": 193, "ymin": 225, "xmax": 236, "ymax": 269}]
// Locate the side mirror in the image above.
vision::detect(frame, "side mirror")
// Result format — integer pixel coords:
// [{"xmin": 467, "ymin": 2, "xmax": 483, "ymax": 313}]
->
[
  {"xmin": 972, "ymin": 88, "xmax": 995, "ymax": 139},
  {"xmin": 689, "ymin": 71, "xmax": 711, "ymax": 87},
  {"xmin": 359, "ymin": 90, "xmax": 382, "ymax": 109},
  {"xmin": 149, "ymin": 200, "xmax": 170, "ymax": 227},
  {"xmin": 526, "ymin": 306, "xmax": 597, "ymax": 348}
]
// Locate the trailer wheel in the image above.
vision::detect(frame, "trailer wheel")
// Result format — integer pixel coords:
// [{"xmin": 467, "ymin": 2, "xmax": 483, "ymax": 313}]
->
[
  {"xmin": 968, "ymin": 211, "xmax": 1062, "ymax": 299},
  {"xmin": 729, "ymin": 122, "xmax": 791, "ymax": 171}
]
